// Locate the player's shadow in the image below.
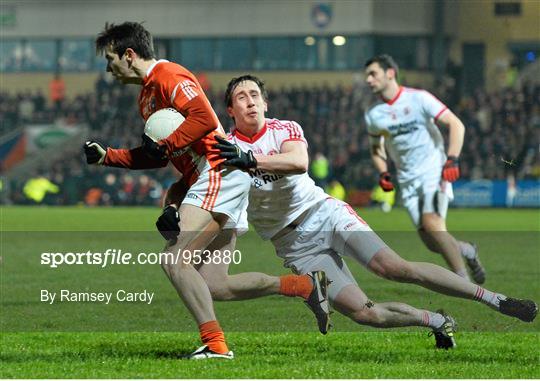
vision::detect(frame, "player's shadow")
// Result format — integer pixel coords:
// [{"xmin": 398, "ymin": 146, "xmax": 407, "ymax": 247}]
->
[{"xmin": 0, "ymin": 345, "xmax": 194, "ymax": 363}]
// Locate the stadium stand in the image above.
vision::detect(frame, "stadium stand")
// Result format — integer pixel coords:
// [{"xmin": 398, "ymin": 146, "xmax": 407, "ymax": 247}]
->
[{"xmin": 2, "ymin": 76, "xmax": 539, "ymax": 206}]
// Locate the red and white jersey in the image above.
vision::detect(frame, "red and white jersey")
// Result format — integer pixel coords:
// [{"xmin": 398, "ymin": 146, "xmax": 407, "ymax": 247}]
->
[
  {"xmin": 104, "ymin": 59, "xmax": 226, "ymax": 187},
  {"xmin": 229, "ymin": 118, "xmax": 327, "ymax": 239},
  {"xmin": 364, "ymin": 86, "xmax": 448, "ymax": 184}
]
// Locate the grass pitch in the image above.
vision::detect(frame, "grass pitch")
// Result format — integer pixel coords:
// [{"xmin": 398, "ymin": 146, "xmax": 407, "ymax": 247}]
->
[{"xmin": 1, "ymin": 206, "xmax": 539, "ymax": 378}]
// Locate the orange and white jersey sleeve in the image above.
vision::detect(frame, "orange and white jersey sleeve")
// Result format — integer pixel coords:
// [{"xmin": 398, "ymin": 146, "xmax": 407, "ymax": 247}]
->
[
  {"xmin": 103, "ymin": 146, "xmax": 168, "ymax": 170},
  {"xmin": 152, "ymin": 63, "xmax": 223, "ymax": 153},
  {"xmin": 138, "ymin": 61, "xmax": 226, "ymax": 182}
]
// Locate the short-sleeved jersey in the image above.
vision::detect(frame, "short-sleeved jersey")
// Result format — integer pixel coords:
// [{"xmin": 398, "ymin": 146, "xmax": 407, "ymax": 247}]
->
[
  {"xmin": 364, "ymin": 86, "xmax": 448, "ymax": 184},
  {"xmin": 104, "ymin": 60, "xmax": 225, "ymax": 187},
  {"xmin": 229, "ymin": 118, "xmax": 327, "ymax": 240}
]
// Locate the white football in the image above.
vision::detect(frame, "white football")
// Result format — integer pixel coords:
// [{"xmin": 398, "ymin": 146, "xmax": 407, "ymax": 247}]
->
[{"xmin": 144, "ymin": 108, "xmax": 185, "ymax": 142}]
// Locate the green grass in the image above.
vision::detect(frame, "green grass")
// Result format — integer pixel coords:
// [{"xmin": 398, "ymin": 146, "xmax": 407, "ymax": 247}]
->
[
  {"xmin": 1, "ymin": 206, "xmax": 539, "ymax": 378},
  {"xmin": 1, "ymin": 332, "xmax": 538, "ymax": 378}
]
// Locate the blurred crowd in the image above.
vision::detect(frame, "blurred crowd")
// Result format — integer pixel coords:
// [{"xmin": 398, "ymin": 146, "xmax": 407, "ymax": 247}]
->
[{"xmin": 2, "ymin": 73, "xmax": 539, "ymax": 206}]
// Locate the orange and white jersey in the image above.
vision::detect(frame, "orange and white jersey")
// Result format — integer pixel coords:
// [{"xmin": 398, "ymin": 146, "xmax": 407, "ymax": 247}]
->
[
  {"xmin": 364, "ymin": 86, "xmax": 448, "ymax": 184},
  {"xmin": 102, "ymin": 60, "xmax": 250, "ymax": 220},
  {"xmin": 105, "ymin": 59, "xmax": 225, "ymax": 187},
  {"xmin": 229, "ymin": 118, "xmax": 327, "ymax": 239}
]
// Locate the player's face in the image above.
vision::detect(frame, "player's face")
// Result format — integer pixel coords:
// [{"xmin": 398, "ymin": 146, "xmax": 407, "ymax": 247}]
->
[
  {"xmin": 228, "ymin": 80, "xmax": 268, "ymax": 129},
  {"xmin": 365, "ymin": 63, "xmax": 390, "ymax": 94},
  {"xmin": 104, "ymin": 45, "xmax": 132, "ymax": 84}
]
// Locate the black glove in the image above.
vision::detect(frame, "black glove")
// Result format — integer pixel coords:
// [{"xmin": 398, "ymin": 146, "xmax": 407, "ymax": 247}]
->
[
  {"xmin": 83, "ymin": 140, "xmax": 107, "ymax": 165},
  {"xmin": 214, "ymin": 136, "xmax": 257, "ymax": 170},
  {"xmin": 142, "ymin": 134, "xmax": 167, "ymax": 161},
  {"xmin": 156, "ymin": 205, "xmax": 180, "ymax": 242}
]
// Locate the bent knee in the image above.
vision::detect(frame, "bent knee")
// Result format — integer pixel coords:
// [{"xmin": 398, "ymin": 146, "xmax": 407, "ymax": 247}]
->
[
  {"xmin": 370, "ymin": 255, "xmax": 418, "ymax": 283},
  {"xmin": 199, "ymin": 274, "xmax": 232, "ymax": 301},
  {"xmin": 350, "ymin": 305, "xmax": 385, "ymax": 327},
  {"xmin": 207, "ymin": 283, "xmax": 231, "ymax": 301},
  {"xmin": 420, "ymin": 214, "xmax": 446, "ymax": 232}
]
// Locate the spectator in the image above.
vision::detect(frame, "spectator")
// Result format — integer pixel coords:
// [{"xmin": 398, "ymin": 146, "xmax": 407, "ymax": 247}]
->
[
  {"xmin": 310, "ymin": 152, "xmax": 330, "ymax": 188},
  {"xmin": 327, "ymin": 179, "xmax": 346, "ymax": 201},
  {"xmin": 2, "ymin": 76, "xmax": 538, "ymax": 205},
  {"xmin": 49, "ymin": 73, "xmax": 66, "ymax": 116}
]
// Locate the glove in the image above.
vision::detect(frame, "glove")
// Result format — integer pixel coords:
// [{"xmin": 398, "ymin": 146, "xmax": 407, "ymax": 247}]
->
[
  {"xmin": 83, "ymin": 140, "xmax": 107, "ymax": 165},
  {"xmin": 379, "ymin": 171, "xmax": 394, "ymax": 192},
  {"xmin": 214, "ymin": 136, "xmax": 257, "ymax": 170},
  {"xmin": 156, "ymin": 205, "xmax": 180, "ymax": 242},
  {"xmin": 141, "ymin": 134, "xmax": 167, "ymax": 161},
  {"xmin": 442, "ymin": 155, "xmax": 460, "ymax": 182}
]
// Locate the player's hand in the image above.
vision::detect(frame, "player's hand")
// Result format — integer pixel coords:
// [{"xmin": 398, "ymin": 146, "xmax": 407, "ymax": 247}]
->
[
  {"xmin": 156, "ymin": 204, "xmax": 180, "ymax": 242},
  {"xmin": 141, "ymin": 134, "xmax": 167, "ymax": 161},
  {"xmin": 379, "ymin": 171, "xmax": 394, "ymax": 192},
  {"xmin": 83, "ymin": 140, "xmax": 107, "ymax": 165},
  {"xmin": 214, "ymin": 136, "xmax": 257, "ymax": 170},
  {"xmin": 442, "ymin": 155, "xmax": 460, "ymax": 182}
]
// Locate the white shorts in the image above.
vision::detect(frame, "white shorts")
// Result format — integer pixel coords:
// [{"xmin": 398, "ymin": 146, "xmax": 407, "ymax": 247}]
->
[
  {"xmin": 401, "ymin": 173, "xmax": 454, "ymax": 228},
  {"xmin": 271, "ymin": 197, "xmax": 387, "ymax": 300},
  {"xmin": 284, "ymin": 252, "xmax": 358, "ymax": 301},
  {"xmin": 181, "ymin": 164, "xmax": 250, "ymax": 227}
]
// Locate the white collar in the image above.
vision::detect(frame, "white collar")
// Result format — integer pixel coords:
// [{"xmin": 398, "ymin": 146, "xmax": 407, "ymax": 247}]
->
[{"xmin": 146, "ymin": 59, "xmax": 169, "ymax": 77}]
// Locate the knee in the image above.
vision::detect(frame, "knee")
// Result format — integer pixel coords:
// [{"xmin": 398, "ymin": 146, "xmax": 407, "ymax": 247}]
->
[
  {"xmin": 350, "ymin": 305, "xmax": 385, "ymax": 327},
  {"xmin": 199, "ymin": 273, "xmax": 232, "ymax": 301},
  {"xmin": 161, "ymin": 260, "xmax": 191, "ymax": 277},
  {"xmin": 372, "ymin": 258, "xmax": 418, "ymax": 283},
  {"xmin": 421, "ymin": 214, "xmax": 445, "ymax": 232},
  {"xmin": 207, "ymin": 282, "xmax": 231, "ymax": 301}
]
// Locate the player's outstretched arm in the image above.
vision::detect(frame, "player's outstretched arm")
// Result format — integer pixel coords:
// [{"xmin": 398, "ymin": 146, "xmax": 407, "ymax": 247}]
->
[
  {"xmin": 84, "ymin": 141, "xmax": 107, "ymax": 165},
  {"xmin": 214, "ymin": 137, "xmax": 308, "ymax": 174},
  {"xmin": 84, "ymin": 139, "xmax": 168, "ymax": 169},
  {"xmin": 214, "ymin": 136, "xmax": 258, "ymax": 170},
  {"xmin": 254, "ymin": 140, "xmax": 308, "ymax": 174},
  {"xmin": 96, "ymin": 144, "xmax": 168, "ymax": 170}
]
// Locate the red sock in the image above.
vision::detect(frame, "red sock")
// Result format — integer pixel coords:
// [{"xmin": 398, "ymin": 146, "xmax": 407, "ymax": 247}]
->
[
  {"xmin": 199, "ymin": 320, "xmax": 229, "ymax": 354},
  {"xmin": 279, "ymin": 274, "xmax": 313, "ymax": 299}
]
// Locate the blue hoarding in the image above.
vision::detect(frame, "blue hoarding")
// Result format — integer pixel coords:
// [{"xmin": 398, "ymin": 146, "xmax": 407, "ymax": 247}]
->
[{"xmin": 452, "ymin": 180, "xmax": 539, "ymax": 208}]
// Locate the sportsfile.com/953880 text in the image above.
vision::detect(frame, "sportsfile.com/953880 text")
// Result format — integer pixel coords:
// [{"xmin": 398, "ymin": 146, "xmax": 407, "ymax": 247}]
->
[{"xmin": 39, "ymin": 249, "xmax": 242, "ymax": 268}]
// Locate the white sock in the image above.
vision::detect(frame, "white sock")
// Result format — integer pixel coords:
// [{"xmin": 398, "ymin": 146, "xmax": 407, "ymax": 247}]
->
[
  {"xmin": 474, "ymin": 286, "xmax": 507, "ymax": 310},
  {"xmin": 422, "ymin": 311, "xmax": 446, "ymax": 329},
  {"xmin": 459, "ymin": 241, "xmax": 477, "ymax": 260}
]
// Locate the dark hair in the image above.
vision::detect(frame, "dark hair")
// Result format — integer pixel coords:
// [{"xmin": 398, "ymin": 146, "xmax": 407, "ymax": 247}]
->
[
  {"xmin": 224, "ymin": 74, "xmax": 268, "ymax": 107},
  {"xmin": 96, "ymin": 22, "xmax": 155, "ymax": 59},
  {"xmin": 365, "ymin": 54, "xmax": 399, "ymax": 79}
]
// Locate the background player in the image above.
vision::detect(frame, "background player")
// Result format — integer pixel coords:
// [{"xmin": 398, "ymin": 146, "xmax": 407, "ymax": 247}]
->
[
  {"xmin": 85, "ymin": 23, "xmax": 330, "ymax": 358},
  {"xmin": 209, "ymin": 74, "xmax": 537, "ymax": 349},
  {"xmin": 364, "ymin": 54, "xmax": 486, "ymax": 283}
]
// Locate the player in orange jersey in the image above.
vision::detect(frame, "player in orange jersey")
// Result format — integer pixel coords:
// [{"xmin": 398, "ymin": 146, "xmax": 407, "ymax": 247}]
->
[{"xmin": 84, "ymin": 22, "xmax": 328, "ymax": 359}]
